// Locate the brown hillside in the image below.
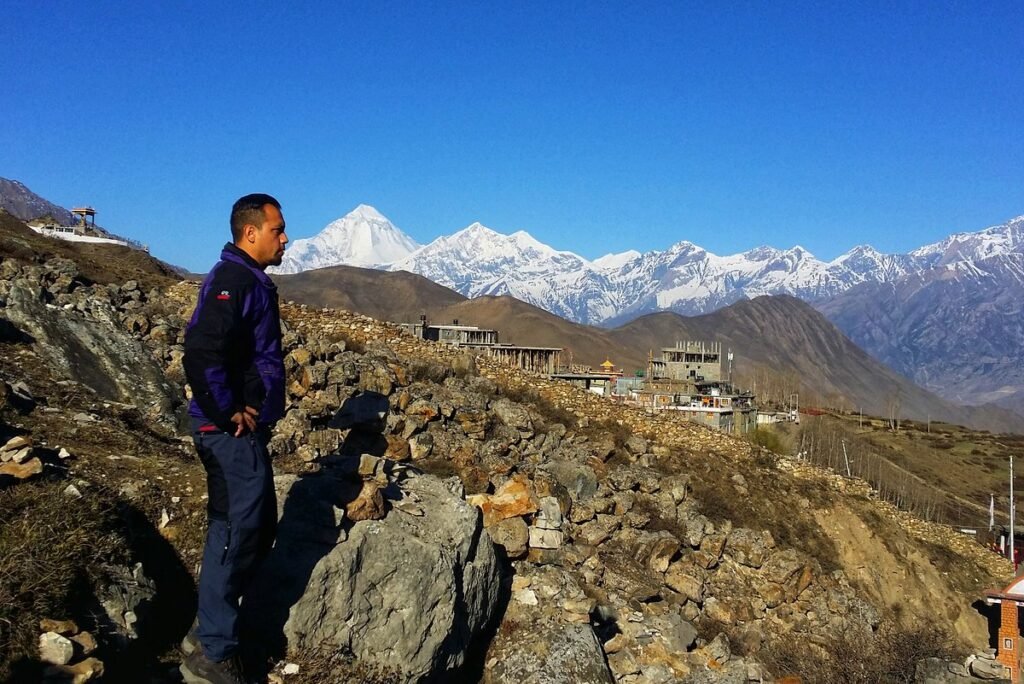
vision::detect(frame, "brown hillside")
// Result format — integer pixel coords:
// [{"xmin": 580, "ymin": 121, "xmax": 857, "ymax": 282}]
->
[
  {"xmin": 275, "ymin": 272, "xmax": 1024, "ymax": 433},
  {"xmin": 432, "ymin": 295, "xmax": 635, "ymax": 366},
  {"xmin": 434, "ymin": 294, "xmax": 1024, "ymax": 433},
  {"xmin": 272, "ymin": 265, "xmax": 466, "ymax": 323},
  {"xmin": 0, "ymin": 212, "xmax": 179, "ymax": 291},
  {"xmin": 609, "ymin": 296, "xmax": 1024, "ymax": 433}
]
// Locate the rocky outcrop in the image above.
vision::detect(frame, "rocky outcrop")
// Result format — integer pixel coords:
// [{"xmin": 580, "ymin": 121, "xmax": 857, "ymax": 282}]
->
[
  {"xmin": 1, "ymin": 253, "xmax": 1013, "ymax": 683},
  {"xmin": 246, "ymin": 466, "xmax": 502, "ymax": 682},
  {"xmin": 0, "ymin": 258, "xmax": 183, "ymax": 435}
]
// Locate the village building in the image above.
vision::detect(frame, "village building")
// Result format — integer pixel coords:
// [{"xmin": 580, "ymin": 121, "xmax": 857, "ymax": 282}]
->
[
  {"xmin": 400, "ymin": 317, "xmax": 499, "ymax": 348},
  {"xmin": 400, "ymin": 322, "xmax": 755, "ymax": 432},
  {"xmin": 487, "ymin": 344, "xmax": 561, "ymax": 375},
  {"xmin": 984, "ymin": 576, "xmax": 1024, "ymax": 681},
  {"xmin": 651, "ymin": 340, "xmax": 726, "ymax": 383},
  {"xmin": 613, "ymin": 340, "xmax": 757, "ymax": 434},
  {"xmin": 400, "ymin": 317, "xmax": 560, "ymax": 375},
  {"xmin": 551, "ymin": 358, "xmax": 625, "ymax": 396},
  {"xmin": 27, "ymin": 217, "xmax": 84, "ymax": 235},
  {"xmin": 26, "ymin": 206, "xmax": 145, "ymax": 250}
]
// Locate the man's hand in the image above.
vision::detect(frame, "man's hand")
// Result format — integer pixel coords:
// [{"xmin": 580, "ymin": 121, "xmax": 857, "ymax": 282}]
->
[{"xmin": 230, "ymin": 406, "xmax": 259, "ymax": 436}]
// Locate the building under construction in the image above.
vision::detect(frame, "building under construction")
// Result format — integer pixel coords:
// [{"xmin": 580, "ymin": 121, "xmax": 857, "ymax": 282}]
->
[
  {"xmin": 400, "ymin": 316, "xmax": 561, "ymax": 375},
  {"xmin": 616, "ymin": 340, "xmax": 757, "ymax": 434}
]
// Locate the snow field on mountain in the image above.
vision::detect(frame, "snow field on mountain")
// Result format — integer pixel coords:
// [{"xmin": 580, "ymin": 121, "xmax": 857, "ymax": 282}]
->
[{"xmin": 277, "ymin": 206, "xmax": 1024, "ymax": 325}]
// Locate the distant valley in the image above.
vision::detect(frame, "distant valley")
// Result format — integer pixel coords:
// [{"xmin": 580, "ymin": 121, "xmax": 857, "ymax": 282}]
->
[
  {"xmin": 5, "ymin": 176, "xmax": 1023, "ymax": 426},
  {"xmin": 275, "ymin": 263, "xmax": 1024, "ymax": 434},
  {"xmin": 272, "ymin": 204, "xmax": 1024, "ymax": 420}
]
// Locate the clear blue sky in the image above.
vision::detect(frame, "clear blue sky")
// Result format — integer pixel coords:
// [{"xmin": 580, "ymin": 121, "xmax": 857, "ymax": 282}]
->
[{"xmin": 2, "ymin": 1, "xmax": 1021, "ymax": 272}]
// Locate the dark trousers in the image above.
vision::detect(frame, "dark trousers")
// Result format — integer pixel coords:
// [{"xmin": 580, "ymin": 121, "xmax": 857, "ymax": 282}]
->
[{"xmin": 191, "ymin": 420, "xmax": 277, "ymax": 662}]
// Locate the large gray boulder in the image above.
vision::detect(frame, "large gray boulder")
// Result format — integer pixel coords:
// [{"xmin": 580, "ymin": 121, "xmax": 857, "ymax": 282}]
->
[{"xmin": 247, "ymin": 469, "xmax": 502, "ymax": 683}]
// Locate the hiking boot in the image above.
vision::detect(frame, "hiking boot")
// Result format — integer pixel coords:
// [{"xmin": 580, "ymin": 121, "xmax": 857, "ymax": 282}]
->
[{"xmin": 180, "ymin": 650, "xmax": 247, "ymax": 684}]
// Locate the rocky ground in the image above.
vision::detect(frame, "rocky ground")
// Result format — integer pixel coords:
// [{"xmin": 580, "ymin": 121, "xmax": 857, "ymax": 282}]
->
[{"xmin": 0, "ymin": 252, "xmax": 1015, "ymax": 683}]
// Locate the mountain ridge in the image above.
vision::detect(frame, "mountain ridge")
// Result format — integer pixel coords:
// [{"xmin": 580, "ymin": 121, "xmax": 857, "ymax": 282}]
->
[
  {"xmin": 274, "ymin": 262, "xmax": 1024, "ymax": 434},
  {"xmin": 277, "ymin": 203, "xmax": 1023, "ymax": 327}
]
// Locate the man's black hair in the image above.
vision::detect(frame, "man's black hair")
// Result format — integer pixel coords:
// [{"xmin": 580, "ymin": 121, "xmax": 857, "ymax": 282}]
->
[{"xmin": 230, "ymin": 193, "xmax": 281, "ymax": 242}]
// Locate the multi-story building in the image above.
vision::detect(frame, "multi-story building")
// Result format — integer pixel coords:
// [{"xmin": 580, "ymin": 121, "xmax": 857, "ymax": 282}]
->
[
  {"xmin": 650, "ymin": 340, "xmax": 725, "ymax": 383},
  {"xmin": 619, "ymin": 340, "xmax": 756, "ymax": 434}
]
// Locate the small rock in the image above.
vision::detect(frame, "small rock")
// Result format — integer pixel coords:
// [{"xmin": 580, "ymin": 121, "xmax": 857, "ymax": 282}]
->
[
  {"xmin": 603, "ymin": 633, "xmax": 628, "ymax": 654},
  {"xmin": 514, "ymin": 588, "xmax": 538, "ymax": 606},
  {"xmin": 510, "ymin": 575, "xmax": 531, "ymax": 591},
  {"xmin": 39, "ymin": 619, "xmax": 78, "ymax": 636},
  {"xmin": 562, "ymin": 596, "xmax": 596, "ymax": 616},
  {"xmin": 39, "ymin": 632, "xmax": 74, "ymax": 665},
  {"xmin": 969, "ymin": 656, "xmax": 1010, "ymax": 680},
  {"xmin": 608, "ymin": 648, "xmax": 641, "ymax": 677},
  {"xmin": 9, "ymin": 446, "xmax": 32, "ymax": 463},
  {"xmin": 57, "ymin": 447, "xmax": 72, "ymax": 459},
  {"xmin": 534, "ymin": 496, "xmax": 563, "ymax": 530},
  {"xmin": 466, "ymin": 477, "xmax": 538, "ymax": 528},
  {"xmin": 358, "ymin": 454, "xmax": 383, "ymax": 477},
  {"xmin": 43, "ymin": 657, "xmax": 104, "ymax": 683},
  {"xmin": 529, "ymin": 527, "xmax": 564, "ymax": 550},
  {"xmin": 0, "ymin": 457, "xmax": 43, "ymax": 480},
  {"xmin": 346, "ymin": 481, "xmax": 386, "ymax": 522},
  {"xmin": 11, "ymin": 381, "xmax": 32, "ymax": 401},
  {"xmin": 1, "ymin": 435, "xmax": 31, "ymax": 453},
  {"xmin": 489, "ymin": 517, "xmax": 529, "ymax": 559},
  {"xmin": 283, "ymin": 662, "xmax": 300, "ymax": 675},
  {"xmin": 70, "ymin": 631, "xmax": 98, "ymax": 655}
]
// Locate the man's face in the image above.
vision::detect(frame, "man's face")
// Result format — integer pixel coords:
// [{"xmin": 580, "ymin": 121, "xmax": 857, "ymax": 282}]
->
[{"xmin": 246, "ymin": 204, "xmax": 288, "ymax": 268}]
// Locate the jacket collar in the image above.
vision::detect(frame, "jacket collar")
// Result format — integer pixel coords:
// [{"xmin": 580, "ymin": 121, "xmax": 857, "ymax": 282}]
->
[{"xmin": 220, "ymin": 243, "xmax": 276, "ymax": 288}]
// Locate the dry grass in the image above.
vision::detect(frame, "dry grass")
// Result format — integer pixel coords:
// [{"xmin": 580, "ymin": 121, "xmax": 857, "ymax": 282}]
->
[
  {"xmin": 0, "ymin": 480, "xmax": 131, "ymax": 679},
  {"xmin": 287, "ymin": 645, "xmax": 402, "ymax": 684},
  {"xmin": 498, "ymin": 383, "xmax": 578, "ymax": 429},
  {"xmin": 795, "ymin": 413, "xmax": 1016, "ymax": 527},
  {"xmin": 676, "ymin": 452, "xmax": 842, "ymax": 574},
  {"xmin": 758, "ymin": 621, "xmax": 958, "ymax": 684}
]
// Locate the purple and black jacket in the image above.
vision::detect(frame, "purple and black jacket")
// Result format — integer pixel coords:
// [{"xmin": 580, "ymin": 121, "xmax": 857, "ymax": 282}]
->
[{"xmin": 184, "ymin": 244, "xmax": 286, "ymax": 432}]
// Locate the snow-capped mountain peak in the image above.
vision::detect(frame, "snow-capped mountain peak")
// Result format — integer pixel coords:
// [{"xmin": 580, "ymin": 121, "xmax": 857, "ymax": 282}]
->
[
  {"xmin": 593, "ymin": 250, "xmax": 641, "ymax": 270},
  {"xmin": 347, "ymin": 203, "xmax": 388, "ymax": 221},
  {"xmin": 273, "ymin": 207, "xmax": 1023, "ymax": 328},
  {"xmin": 910, "ymin": 215, "xmax": 1024, "ymax": 267},
  {"xmin": 741, "ymin": 246, "xmax": 783, "ymax": 260},
  {"xmin": 269, "ymin": 204, "xmax": 419, "ymax": 274},
  {"xmin": 831, "ymin": 245, "xmax": 882, "ymax": 264}
]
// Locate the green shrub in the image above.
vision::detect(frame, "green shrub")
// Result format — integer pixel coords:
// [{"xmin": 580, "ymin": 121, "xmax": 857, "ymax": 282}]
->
[{"xmin": 749, "ymin": 428, "xmax": 786, "ymax": 455}]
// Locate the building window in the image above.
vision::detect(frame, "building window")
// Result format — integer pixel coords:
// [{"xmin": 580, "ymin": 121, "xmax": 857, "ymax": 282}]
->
[{"xmin": 1004, "ymin": 637, "xmax": 1014, "ymax": 650}]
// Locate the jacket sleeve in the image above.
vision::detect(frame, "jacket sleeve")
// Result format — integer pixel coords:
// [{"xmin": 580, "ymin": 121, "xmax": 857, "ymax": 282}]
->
[
  {"xmin": 184, "ymin": 274, "xmax": 245, "ymax": 432},
  {"xmin": 243, "ymin": 285, "xmax": 285, "ymax": 426}
]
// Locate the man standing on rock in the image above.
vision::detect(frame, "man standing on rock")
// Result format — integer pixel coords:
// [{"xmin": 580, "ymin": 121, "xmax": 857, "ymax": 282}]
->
[{"xmin": 180, "ymin": 194, "xmax": 288, "ymax": 684}]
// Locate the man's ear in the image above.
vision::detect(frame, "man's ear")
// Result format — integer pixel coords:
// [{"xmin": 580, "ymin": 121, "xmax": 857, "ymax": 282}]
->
[{"xmin": 243, "ymin": 223, "xmax": 258, "ymax": 243}]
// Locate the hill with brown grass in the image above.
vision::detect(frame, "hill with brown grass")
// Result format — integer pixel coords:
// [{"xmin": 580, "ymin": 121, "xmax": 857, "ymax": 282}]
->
[
  {"xmin": 0, "ymin": 213, "xmax": 180, "ymax": 292},
  {"xmin": 275, "ymin": 267, "xmax": 1024, "ymax": 433},
  {"xmin": 272, "ymin": 264, "xmax": 466, "ymax": 323}
]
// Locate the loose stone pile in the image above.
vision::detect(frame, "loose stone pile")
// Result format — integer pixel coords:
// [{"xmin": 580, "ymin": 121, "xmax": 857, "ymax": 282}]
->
[
  {"xmin": 0, "ymin": 257, "xmax": 1014, "ymax": 683},
  {"xmin": 37, "ymin": 618, "xmax": 104, "ymax": 683}
]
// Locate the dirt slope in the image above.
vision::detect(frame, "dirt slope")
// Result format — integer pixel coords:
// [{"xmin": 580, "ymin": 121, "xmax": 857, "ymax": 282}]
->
[{"xmin": 272, "ymin": 264, "xmax": 466, "ymax": 323}]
